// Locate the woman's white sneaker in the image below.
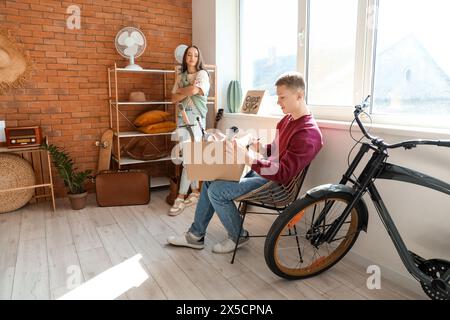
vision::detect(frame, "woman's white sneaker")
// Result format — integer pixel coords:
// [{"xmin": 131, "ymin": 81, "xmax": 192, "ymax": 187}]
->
[
  {"xmin": 168, "ymin": 198, "xmax": 186, "ymax": 216},
  {"xmin": 184, "ymin": 192, "xmax": 199, "ymax": 207},
  {"xmin": 167, "ymin": 232, "xmax": 205, "ymax": 250}
]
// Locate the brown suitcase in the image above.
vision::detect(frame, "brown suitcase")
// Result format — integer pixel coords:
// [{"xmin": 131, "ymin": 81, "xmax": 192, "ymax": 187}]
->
[{"xmin": 96, "ymin": 170, "xmax": 150, "ymax": 207}]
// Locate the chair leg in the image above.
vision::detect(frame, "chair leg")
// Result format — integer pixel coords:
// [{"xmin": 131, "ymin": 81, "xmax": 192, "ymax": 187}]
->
[{"xmin": 231, "ymin": 202, "xmax": 247, "ymax": 264}]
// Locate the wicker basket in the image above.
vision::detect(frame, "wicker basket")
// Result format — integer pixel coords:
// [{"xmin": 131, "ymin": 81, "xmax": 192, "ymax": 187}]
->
[{"xmin": 0, "ymin": 153, "xmax": 36, "ymax": 213}]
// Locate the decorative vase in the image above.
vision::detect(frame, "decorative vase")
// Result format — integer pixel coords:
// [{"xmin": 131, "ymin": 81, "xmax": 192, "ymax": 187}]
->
[
  {"xmin": 68, "ymin": 192, "xmax": 88, "ymax": 210},
  {"xmin": 227, "ymin": 80, "xmax": 242, "ymax": 113}
]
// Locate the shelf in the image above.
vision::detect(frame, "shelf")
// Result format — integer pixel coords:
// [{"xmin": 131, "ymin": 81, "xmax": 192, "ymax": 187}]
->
[
  {"xmin": 109, "ymin": 68, "xmax": 175, "ymax": 74},
  {"xmin": 115, "ymin": 131, "xmax": 175, "ymax": 138},
  {"xmin": 110, "ymin": 101, "xmax": 173, "ymax": 105},
  {"xmin": 151, "ymin": 176, "xmax": 170, "ymax": 188},
  {"xmin": 112, "ymin": 155, "xmax": 174, "ymax": 165},
  {"xmin": 0, "ymin": 146, "xmax": 45, "ymax": 153}
]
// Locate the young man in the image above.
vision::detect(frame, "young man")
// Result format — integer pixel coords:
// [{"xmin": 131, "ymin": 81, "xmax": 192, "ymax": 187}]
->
[{"xmin": 167, "ymin": 72, "xmax": 323, "ymax": 253}]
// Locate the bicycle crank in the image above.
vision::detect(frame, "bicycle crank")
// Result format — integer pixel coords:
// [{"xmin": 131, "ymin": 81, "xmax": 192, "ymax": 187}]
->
[{"xmin": 418, "ymin": 259, "xmax": 450, "ymax": 300}]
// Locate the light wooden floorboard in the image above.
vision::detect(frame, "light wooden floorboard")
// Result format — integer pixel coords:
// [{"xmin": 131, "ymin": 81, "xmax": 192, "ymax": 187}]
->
[
  {"xmin": 111, "ymin": 205, "xmax": 204, "ymax": 299},
  {"xmin": 47, "ymin": 244, "xmax": 83, "ymax": 299},
  {"xmin": 67, "ymin": 210, "xmax": 103, "ymax": 252},
  {"xmin": 0, "ymin": 189, "xmax": 427, "ymax": 300},
  {"xmin": 20, "ymin": 204, "xmax": 45, "ymax": 241},
  {"xmin": 11, "ymin": 202, "xmax": 50, "ymax": 300},
  {"xmin": 77, "ymin": 247, "xmax": 113, "ymax": 282},
  {"xmin": 45, "ymin": 212, "xmax": 73, "ymax": 250},
  {"xmin": 12, "ymin": 237, "xmax": 49, "ymax": 300},
  {"xmin": 175, "ymin": 200, "xmax": 327, "ymax": 300},
  {"xmin": 0, "ymin": 211, "xmax": 22, "ymax": 299}
]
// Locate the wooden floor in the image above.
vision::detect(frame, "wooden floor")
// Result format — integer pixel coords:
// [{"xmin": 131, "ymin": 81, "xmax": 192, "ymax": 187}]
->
[{"xmin": 0, "ymin": 189, "xmax": 426, "ymax": 300}]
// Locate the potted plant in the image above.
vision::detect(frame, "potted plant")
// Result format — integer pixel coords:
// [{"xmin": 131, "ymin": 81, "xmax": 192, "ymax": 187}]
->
[{"xmin": 44, "ymin": 143, "xmax": 92, "ymax": 210}]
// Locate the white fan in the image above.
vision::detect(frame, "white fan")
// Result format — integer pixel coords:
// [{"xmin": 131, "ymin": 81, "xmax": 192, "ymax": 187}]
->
[
  {"xmin": 115, "ymin": 27, "xmax": 146, "ymax": 70},
  {"xmin": 174, "ymin": 44, "xmax": 188, "ymax": 64}
]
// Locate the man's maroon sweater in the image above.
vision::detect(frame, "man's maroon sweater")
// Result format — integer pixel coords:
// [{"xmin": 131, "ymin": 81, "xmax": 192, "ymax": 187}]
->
[{"xmin": 251, "ymin": 114, "xmax": 323, "ymax": 185}]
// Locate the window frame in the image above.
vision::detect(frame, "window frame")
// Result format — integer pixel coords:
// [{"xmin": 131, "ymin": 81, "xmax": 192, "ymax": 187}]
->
[
  {"xmin": 238, "ymin": 0, "xmax": 302, "ymax": 117},
  {"xmin": 300, "ymin": 0, "xmax": 375, "ymax": 117},
  {"xmin": 238, "ymin": 0, "xmax": 450, "ymax": 130}
]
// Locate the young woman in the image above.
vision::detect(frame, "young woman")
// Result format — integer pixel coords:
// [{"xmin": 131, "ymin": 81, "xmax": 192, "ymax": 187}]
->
[{"xmin": 169, "ymin": 45, "xmax": 210, "ymax": 216}]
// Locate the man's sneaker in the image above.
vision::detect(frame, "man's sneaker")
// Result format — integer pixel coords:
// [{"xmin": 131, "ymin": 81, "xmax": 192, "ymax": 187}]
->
[
  {"xmin": 184, "ymin": 192, "xmax": 199, "ymax": 207},
  {"xmin": 212, "ymin": 232, "xmax": 250, "ymax": 254},
  {"xmin": 168, "ymin": 198, "xmax": 186, "ymax": 216},
  {"xmin": 167, "ymin": 232, "xmax": 205, "ymax": 250}
]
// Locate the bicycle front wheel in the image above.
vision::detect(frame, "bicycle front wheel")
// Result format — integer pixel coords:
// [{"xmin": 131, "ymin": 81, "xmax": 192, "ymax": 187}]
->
[{"xmin": 264, "ymin": 192, "xmax": 362, "ymax": 279}]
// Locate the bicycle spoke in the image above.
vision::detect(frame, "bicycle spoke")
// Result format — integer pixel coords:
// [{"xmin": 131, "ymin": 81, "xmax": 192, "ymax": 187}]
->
[{"xmin": 293, "ymin": 225, "xmax": 304, "ymax": 263}]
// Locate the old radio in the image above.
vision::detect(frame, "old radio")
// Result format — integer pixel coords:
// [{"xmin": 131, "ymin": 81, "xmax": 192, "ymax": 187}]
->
[{"xmin": 5, "ymin": 126, "xmax": 43, "ymax": 148}]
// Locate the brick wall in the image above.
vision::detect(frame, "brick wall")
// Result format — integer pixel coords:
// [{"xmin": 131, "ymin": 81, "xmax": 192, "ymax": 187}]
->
[{"xmin": 0, "ymin": 0, "xmax": 192, "ymax": 196}]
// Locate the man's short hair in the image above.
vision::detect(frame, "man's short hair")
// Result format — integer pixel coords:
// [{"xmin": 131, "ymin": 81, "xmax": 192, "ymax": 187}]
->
[{"xmin": 275, "ymin": 72, "xmax": 305, "ymax": 92}]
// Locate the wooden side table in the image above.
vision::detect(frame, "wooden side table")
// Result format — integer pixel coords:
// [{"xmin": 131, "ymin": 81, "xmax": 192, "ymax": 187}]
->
[{"xmin": 0, "ymin": 146, "xmax": 56, "ymax": 211}]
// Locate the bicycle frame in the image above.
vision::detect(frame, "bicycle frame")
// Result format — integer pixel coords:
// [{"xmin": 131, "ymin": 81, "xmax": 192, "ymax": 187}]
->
[{"xmin": 314, "ymin": 142, "xmax": 450, "ymax": 286}]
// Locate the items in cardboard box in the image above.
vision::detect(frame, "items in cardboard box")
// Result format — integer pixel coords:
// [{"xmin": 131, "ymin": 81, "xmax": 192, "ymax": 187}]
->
[{"xmin": 182, "ymin": 140, "xmax": 246, "ymax": 182}]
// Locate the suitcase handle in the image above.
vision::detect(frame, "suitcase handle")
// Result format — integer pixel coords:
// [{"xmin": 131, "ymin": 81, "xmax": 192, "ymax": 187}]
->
[{"xmin": 91, "ymin": 169, "xmax": 147, "ymax": 183}]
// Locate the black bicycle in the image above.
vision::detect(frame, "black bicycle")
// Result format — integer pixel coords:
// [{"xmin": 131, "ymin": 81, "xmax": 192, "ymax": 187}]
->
[{"xmin": 264, "ymin": 96, "xmax": 450, "ymax": 300}]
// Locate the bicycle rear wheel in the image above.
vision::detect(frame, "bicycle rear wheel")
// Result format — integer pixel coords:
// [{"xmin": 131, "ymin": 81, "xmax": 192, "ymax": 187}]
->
[{"xmin": 264, "ymin": 192, "xmax": 362, "ymax": 279}]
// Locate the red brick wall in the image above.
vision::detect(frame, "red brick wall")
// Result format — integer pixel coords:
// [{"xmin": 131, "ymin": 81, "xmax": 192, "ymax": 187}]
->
[{"xmin": 0, "ymin": 0, "xmax": 191, "ymax": 196}]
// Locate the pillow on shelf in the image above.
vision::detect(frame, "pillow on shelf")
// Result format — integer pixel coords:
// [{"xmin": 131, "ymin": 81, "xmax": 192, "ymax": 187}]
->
[
  {"xmin": 138, "ymin": 121, "xmax": 177, "ymax": 134},
  {"xmin": 134, "ymin": 110, "xmax": 171, "ymax": 127}
]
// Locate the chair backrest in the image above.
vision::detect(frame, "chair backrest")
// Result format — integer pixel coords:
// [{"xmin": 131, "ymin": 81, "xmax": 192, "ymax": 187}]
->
[
  {"xmin": 282, "ymin": 164, "xmax": 310, "ymax": 205},
  {"xmin": 235, "ymin": 164, "xmax": 310, "ymax": 209}
]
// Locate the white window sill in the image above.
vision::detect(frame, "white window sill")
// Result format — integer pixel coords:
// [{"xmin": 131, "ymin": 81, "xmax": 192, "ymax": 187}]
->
[{"xmin": 223, "ymin": 112, "xmax": 450, "ymax": 139}]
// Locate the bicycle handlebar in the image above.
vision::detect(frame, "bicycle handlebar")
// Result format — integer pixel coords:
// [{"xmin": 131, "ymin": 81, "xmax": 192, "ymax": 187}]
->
[{"xmin": 354, "ymin": 96, "xmax": 450, "ymax": 149}]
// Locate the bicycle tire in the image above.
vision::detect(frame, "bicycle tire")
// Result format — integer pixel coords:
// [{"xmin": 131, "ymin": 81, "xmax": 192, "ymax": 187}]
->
[{"xmin": 264, "ymin": 191, "xmax": 364, "ymax": 279}]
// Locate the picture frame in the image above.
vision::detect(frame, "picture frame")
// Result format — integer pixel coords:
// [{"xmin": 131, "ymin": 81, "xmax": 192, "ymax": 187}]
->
[{"xmin": 240, "ymin": 90, "xmax": 265, "ymax": 114}]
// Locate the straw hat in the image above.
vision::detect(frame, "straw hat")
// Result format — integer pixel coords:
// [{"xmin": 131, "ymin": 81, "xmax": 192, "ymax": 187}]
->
[
  {"xmin": 129, "ymin": 91, "xmax": 146, "ymax": 102},
  {"xmin": 0, "ymin": 29, "xmax": 32, "ymax": 95}
]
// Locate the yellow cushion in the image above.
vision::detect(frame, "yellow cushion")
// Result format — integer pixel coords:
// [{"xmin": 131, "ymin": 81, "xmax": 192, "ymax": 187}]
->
[
  {"xmin": 138, "ymin": 121, "xmax": 177, "ymax": 134},
  {"xmin": 134, "ymin": 110, "xmax": 171, "ymax": 126}
]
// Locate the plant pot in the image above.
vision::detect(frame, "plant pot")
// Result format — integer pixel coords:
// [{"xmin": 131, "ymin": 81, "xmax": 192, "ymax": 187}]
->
[{"xmin": 68, "ymin": 192, "xmax": 88, "ymax": 210}]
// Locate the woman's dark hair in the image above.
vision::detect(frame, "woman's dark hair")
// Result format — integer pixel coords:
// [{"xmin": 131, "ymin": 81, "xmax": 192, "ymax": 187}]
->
[{"xmin": 181, "ymin": 45, "xmax": 207, "ymax": 73}]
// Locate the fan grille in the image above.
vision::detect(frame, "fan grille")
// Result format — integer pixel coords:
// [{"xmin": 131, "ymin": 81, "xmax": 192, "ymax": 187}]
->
[{"xmin": 115, "ymin": 27, "xmax": 147, "ymax": 59}]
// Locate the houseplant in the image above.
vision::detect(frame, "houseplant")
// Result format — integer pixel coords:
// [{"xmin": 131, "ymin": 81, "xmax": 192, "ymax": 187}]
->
[{"xmin": 44, "ymin": 143, "xmax": 92, "ymax": 210}]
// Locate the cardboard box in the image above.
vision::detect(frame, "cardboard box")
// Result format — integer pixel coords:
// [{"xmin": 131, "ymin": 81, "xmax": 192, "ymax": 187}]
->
[{"xmin": 182, "ymin": 141, "xmax": 246, "ymax": 181}]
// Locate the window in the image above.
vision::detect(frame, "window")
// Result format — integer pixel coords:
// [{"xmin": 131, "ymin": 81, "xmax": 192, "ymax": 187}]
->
[
  {"xmin": 238, "ymin": 0, "xmax": 450, "ymax": 128},
  {"xmin": 240, "ymin": 0, "xmax": 298, "ymax": 115},
  {"xmin": 372, "ymin": 0, "xmax": 450, "ymax": 117},
  {"xmin": 307, "ymin": 0, "xmax": 359, "ymax": 106}
]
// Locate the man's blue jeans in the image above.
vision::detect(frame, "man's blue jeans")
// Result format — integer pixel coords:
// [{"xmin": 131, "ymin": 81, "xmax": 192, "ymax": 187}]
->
[{"xmin": 188, "ymin": 170, "xmax": 269, "ymax": 241}]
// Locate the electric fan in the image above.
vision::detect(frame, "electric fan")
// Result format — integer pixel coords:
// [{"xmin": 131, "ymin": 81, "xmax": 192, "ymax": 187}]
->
[
  {"xmin": 115, "ymin": 27, "xmax": 146, "ymax": 70},
  {"xmin": 174, "ymin": 44, "xmax": 188, "ymax": 64}
]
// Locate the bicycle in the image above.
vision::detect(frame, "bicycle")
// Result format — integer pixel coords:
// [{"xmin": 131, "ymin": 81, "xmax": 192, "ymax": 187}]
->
[{"xmin": 264, "ymin": 96, "xmax": 450, "ymax": 300}]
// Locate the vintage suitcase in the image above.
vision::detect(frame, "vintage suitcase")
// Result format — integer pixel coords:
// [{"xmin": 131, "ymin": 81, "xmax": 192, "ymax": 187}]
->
[{"xmin": 96, "ymin": 170, "xmax": 150, "ymax": 207}]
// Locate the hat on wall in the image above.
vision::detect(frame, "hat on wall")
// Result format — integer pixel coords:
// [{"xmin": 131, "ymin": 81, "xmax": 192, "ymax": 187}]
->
[{"xmin": 0, "ymin": 29, "xmax": 32, "ymax": 95}]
